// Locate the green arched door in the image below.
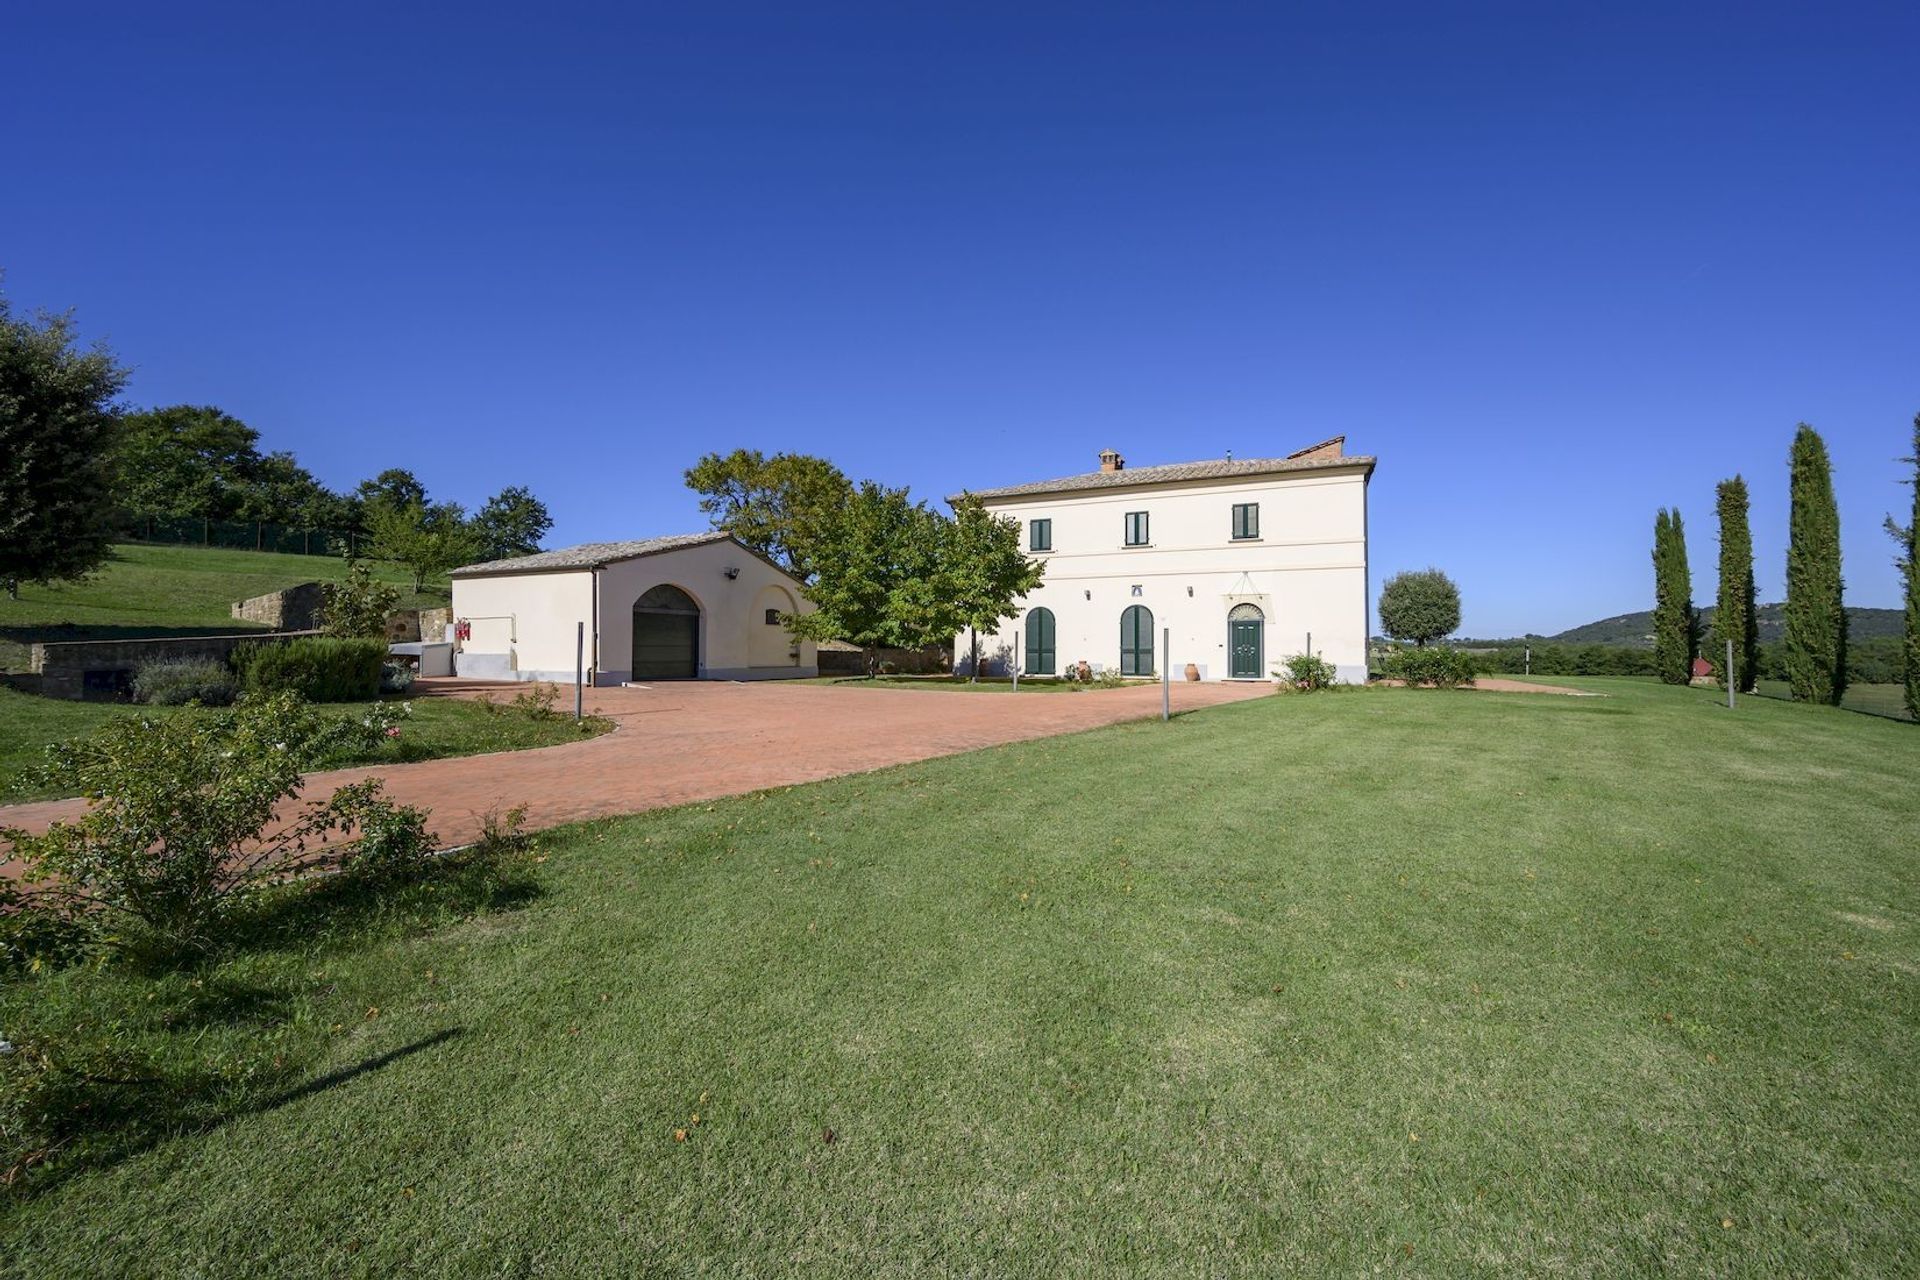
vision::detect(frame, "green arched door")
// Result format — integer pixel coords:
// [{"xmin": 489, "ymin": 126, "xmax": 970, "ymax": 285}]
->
[
  {"xmin": 1228, "ymin": 602, "xmax": 1264, "ymax": 679},
  {"xmin": 1120, "ymin": 605, "xmax": 1155, "ymax": 677},
  {"xmin": 1025, "ymin": 608, "xmax": 1056, "ymax": 675}
]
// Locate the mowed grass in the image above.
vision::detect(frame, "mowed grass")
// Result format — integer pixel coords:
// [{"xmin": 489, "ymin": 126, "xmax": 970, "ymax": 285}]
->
[
  {"xmin": 0, "ymin": 543, "xmax": 438, "ymax": 671},
  {"xmin": 1754, "ymin": 679, "xmax": 1914, "ymax": 722},
  {"xmin": 4, "ymin": 679, "xmax": 1918, "ymax": 1275},
  {"xmin": 0, "ymin": 685, "xmax": 610, "ymax": 804}
]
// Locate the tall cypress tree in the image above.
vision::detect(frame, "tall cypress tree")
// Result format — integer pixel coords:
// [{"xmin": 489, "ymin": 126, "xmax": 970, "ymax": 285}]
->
[
  {"xmin": 1784, "ymin": 424, "xmax": 1847, "ymax": 704},
  {"xmin": 1711, "ymin": 477, "xmax": 1759, "ymax": 692},
  {"xmin": 1651, "ymin": 508, "xmax": 1695, "ymax": 685},
  {"xmin": 1887, "ymin": 412, "xmax": 1919, "ymax": 720}
]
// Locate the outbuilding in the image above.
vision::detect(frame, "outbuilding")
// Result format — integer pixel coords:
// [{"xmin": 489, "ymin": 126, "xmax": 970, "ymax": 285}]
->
[{"xmin": 448, "ymin": 532, "xmax": 817, "ymax": 684}]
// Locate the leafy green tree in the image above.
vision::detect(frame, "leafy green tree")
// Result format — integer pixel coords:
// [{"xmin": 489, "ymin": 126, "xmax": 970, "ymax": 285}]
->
[
  {"xmin": 1376, "ymin": 568, "xmax": 1461, "ymax": 646},
  {"xmin": 1784, "ymin": 424, "xmax": 1847, "ymax": 704},
  {"xmin": 784, "ymin": 481, "xmax": 944, "ymax": 675},
  {"xmin": 320, "ymin": 557, "xmax": 401, "ymax": 638},
  {"xmin": 116, "ymin": 405, "xmax": 264, "ymax": 520},
  {"xmin": 366, "ymin": 498, "xmax": 479, "ymax": 593},
  {"xmin": 241, "ymin": 451, "xmax": 345, "ymax": 528},
  {"xmin": 1888, "ymin": 412, "xmax": 1920, "ymax": 719},
  {"xmin": 1651, "ymin": 508, "xmax": 1696, "ymax": 685},
  {"xmin": 0, "ymin": 293, "xmax": 128, "ymax": 598},
  {"xmin": 931, "ymin": 496, "xmax": 1045, "ymax": 680},
  {"xmin": 685, "ymin": 449, "xmax": 852, "ymax": 580},
  {"xmin": 355, "ymin": 468, "xmax": 429, "ymax": 514},
  {"xmin": 471, "ymin": 485, "xmax": 554, "ymax": 561},
  {"xmin": 1709, "ymin": 478, "xmax": 1759, "ymax": 692}
]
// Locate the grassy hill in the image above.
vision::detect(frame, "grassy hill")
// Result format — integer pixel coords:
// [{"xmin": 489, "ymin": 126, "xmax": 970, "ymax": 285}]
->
[
  {"xmin": 1537, "ymin": 604, "xmax": 1903, "ymax": 649},
  {"xmin": 0, "ymin": 544, "xmax": 441, "ymax": 672}
]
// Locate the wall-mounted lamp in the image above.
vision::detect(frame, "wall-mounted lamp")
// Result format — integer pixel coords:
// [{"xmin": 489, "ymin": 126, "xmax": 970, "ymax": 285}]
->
[
  {"xmin": 1083, "ymin": 589, "xmax": 1091, "ymax": 600},
  {"xmin": 1187, "ymin": 586, "xmax": 1194, "ymax": 597},
  {"xmin": 723, "ymin": 566, "xmax": 740, "ymax": 580}
]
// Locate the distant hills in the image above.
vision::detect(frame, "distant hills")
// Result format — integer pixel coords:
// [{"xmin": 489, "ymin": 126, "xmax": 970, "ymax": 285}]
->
[{"xmin": 1468, "ymin": 604, "xmax": 1905, "ymax": 650}]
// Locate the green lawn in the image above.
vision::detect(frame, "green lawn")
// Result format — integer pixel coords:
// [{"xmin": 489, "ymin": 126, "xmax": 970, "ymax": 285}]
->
[
  {"xmin": 0, "ymin": 544, "xmax": 439, "ymax": 672},
  {"xmin": 4, "ymin": 679, "xmax": 1917, "ymax": 1274},
  {"xmin": 1754, "ymin": 679, "xmax": 1914, "ymax": 722},
  {"xmin": 0, "ymin": 686, "xmax": 610, "ymax": 805}
]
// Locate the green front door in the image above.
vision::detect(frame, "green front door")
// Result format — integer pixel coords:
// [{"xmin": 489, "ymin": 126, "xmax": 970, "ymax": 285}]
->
[
  {"xmin": 1025, "ymin": 608, "xmax": 1056, "ymax": 675},
  {"xmin": 1120, "ymin": 605, "xmax": 1155, "ymax": 677},
  {"xmin": 1229, "ymin": 618, "xmax": 1263, "ymax": 679}
]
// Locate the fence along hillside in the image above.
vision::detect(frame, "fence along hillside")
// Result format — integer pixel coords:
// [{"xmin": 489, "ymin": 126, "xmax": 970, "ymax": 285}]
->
[{"xmin": 118, "ymin": 513, "xmax": 361, "ymax": 558}]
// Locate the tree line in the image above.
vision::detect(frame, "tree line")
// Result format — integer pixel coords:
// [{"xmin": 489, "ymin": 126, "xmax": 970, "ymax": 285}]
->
[
  {"xmin": 1, "ymin": 287, "xmax": 553, "ymax": 598},
  {"xmin": 1650, "ymin": 418, "xmax": 1919, "ymax": 719},
  {"xmin": 683, "ymin": 449, "xmax": 1042, "ymax": 676}
]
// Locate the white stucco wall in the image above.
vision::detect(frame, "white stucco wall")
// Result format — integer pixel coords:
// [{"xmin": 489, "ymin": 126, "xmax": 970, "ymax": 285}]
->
[
  {"xmin": 960, "ymin": 466, "xmax": 1371, "ymax": 683},
  {"xmin": 452, "ymin": 537, "xmax": 817, "ymax": 683},
  {"xmin": 449, "ymin": 570, "xmax": 594, "ymax": 681}
]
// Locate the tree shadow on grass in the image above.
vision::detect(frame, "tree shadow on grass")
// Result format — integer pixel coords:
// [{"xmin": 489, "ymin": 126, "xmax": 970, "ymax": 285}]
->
[
  {"xmin": 5, "ymin": 852, "xmax": 543, "ymax": 1199},
  {"xmin": 5, "ymin": 1029, "xmax": 464, "ymax": 1201},
  {"xmin": 215, "ymin": 848, "xmax": 547, "ymax": 961}
]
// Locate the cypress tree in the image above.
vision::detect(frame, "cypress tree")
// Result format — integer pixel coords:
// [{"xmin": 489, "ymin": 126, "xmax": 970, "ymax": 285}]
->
[
  {"xmin": 1887, "ymin": 412, "xmax": 1919, "ymax": 721},
  {"xmin": 1783, "ymin": 424, "xmax": 1847, "ymax": 704},
  {"xmin": 1651, "ymin": 509, "xmax": 1695, "ymax": 685},
  {"xmin": 1711, "ymin": 477, "xmax": 1759, "ymax": 692}
]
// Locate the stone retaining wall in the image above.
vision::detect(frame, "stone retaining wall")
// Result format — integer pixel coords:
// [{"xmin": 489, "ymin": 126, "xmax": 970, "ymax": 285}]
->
[{"xmin": 29, "ymin": 631, "xmax": 321, "ymax": 701}]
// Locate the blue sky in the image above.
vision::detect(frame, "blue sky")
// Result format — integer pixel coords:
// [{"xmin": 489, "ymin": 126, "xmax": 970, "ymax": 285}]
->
[{"xmin": 6, "ymin": 1, "xmax": 1915, "ymax": 636}]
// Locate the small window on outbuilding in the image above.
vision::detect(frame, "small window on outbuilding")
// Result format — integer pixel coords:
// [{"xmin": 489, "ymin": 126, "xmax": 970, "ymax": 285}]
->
[{"xmin": 764, "ymin": 608, "xmax": 782, "ymax": 625}]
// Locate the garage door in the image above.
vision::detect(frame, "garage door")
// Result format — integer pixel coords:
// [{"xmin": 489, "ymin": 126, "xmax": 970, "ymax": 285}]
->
[{"xmin": 632, "ymin": 585, "xmax": 700, "ymax": 679}]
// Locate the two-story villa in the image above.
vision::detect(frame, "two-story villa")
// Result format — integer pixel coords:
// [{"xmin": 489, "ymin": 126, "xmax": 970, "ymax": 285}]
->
[{"xmin": 953, "ymin": 437, "xmax": 1374, "ymax": 684}]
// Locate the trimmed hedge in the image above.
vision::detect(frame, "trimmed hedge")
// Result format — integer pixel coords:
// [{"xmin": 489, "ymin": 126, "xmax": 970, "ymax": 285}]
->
[
  {"xmin": 235, "ymin": 637, "xmax": 387, "ymax": 703},
  {"xmin": 1379, "ymin": 645, "xmax": 1479, "ymax": 689}
]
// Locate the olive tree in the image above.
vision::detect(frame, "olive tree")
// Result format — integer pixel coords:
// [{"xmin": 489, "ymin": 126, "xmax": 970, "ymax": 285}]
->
[{"xmin": 1376, "ymin": 569, "xmax": 1461, "ymax": 647}]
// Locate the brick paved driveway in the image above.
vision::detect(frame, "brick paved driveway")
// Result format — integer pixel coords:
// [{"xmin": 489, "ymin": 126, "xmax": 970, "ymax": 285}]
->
[{"xmin": 0, "ymin": 679, "xmax": 1271, "ymax": 851}]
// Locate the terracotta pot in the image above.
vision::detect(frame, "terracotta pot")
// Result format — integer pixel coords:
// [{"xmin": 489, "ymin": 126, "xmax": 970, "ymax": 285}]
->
[
  {"xmin": 1184, "ymin": 663, "xmax": 1200, "ymax": 682},
  {"xmin": 1076, "ymin": 660, "xmax": 1092, "ymax": 682}
]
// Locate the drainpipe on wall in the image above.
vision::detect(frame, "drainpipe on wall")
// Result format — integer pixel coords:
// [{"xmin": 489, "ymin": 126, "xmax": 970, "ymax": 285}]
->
[{"xmin": 590, "ymin": 566, "xmax": 600, "ymax": 686}]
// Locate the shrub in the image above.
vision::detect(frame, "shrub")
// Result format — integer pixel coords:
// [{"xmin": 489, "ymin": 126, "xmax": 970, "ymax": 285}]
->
[
  {"xmin": 1381, "ymin": 645, "xmax": 1478, "ymax": 689},
  {"xmin": 1094, "ymin": 668, "xmax": 1128, "ymax": 689},
  {"xmin": 320, "ymin": 555, "xmax": 400, "ymax": 638},
  {"xmin": 0, "ymin": 692, "xmax": 427, "ymax": 957},
  {"xmin": 511, "ymin": 682, "xmax": 561, "ymax": 721},
  {"xmin": 235, "ymin": 637, "xmax": 387, "ymax": 702},
  {"xmin": 131, "ymin": 658, "xmax": 237, "ymax": 707},
  {"xmin": 1277, "ymin": 652, "xmax": 1338, "ymax": 691},
  {"xmin": 380, "ymin": 662, "xmax": 416, "ymax": 695}
]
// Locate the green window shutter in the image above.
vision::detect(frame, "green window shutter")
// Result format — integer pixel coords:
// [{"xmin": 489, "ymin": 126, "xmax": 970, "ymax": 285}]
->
[
  {"xmin": 1232, "ymin": 503, "xmax": 1259, "ymax": 540},
  {"xmin": 1030, "ymin": 519, "xmax": 1051, "ymax": 552},
  {"xmin": 1125, "ymin": 512, "xmax": 1148, "ymax": 546}
]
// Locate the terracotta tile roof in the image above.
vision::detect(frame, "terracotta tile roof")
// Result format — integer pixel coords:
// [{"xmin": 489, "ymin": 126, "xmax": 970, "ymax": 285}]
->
[
  {"xmin": 451, "ymin": 531, "xmax": 731, "ymax": 577},
  {"xmin": 948, "ymin": 447, "xmax": 1374, "ymax": 504}
]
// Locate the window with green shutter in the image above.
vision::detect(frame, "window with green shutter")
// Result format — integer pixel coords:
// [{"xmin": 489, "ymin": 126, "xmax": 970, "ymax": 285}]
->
[
  {"xmin": 1232, "ymin": 502, "xmax": 1259, "ymax": 540},
  {"xmin": 1124, "ymin": 511, "xmax": 1149, "ymax": 546},
  {"xmin": 1029, "ymin": 518, "xmax": 1052, "ymax": 552}
]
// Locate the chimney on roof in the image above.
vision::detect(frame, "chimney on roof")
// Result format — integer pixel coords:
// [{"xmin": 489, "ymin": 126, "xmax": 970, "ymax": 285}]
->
[
  {"xmin": 1099, "ymin": 449, "xmax": 1125, "ymax": 473},
  {"xmin": 1285, "ymin": 435, "xmax": 1346, "ymax": 462}
]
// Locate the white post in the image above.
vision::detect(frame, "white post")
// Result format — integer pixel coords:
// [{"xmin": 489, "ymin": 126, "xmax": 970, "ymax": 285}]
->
[
  {"xmin": 1727, "ymin": 638, "xmax": 1735, "ymax": 710},
  {"xmin": 1162, "ymin": 627, "xmax": 1171, "ymax": 722},
  {"xmin": 575, "ymin": 621, "xmax": 585, "ymax": 722},
  {"xmin": 1012, "ymin": 633, "xmax": 1020, "ymax": 693},
  {"xmin": 1525, "ymin": 645, "xmax": 1531, "ymax": 678}
]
